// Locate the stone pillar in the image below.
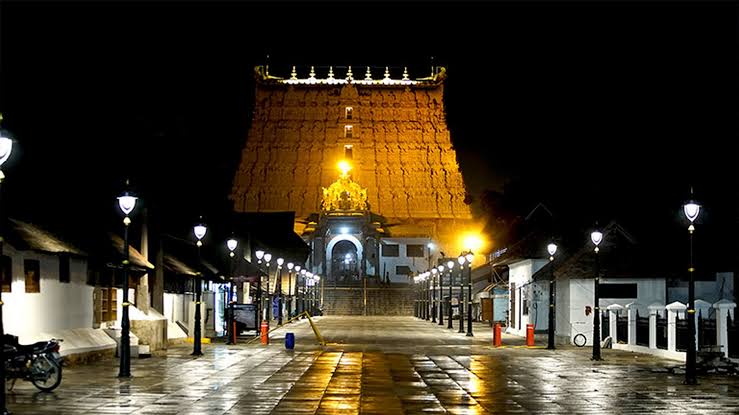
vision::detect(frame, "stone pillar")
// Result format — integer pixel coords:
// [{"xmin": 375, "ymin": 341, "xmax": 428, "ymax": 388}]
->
[
  {"xmin": 713, "ymin": 299, "xmax": 736, "ymax": 358},
  {"xmin": 625, "ymin": 302, "xmax": 642, "ymax": 346},
  {"xmin": 666, "ymin": 301, "xmax": 686, "ymax": 353},
  {"xmin": 648, "ymin": 303, "xmax": 664, "ymax": 350},
  {"xmin": 607, "ymin": 304, "xmax": 623, "ymax": 343},
  {"xmin": 152, "ymin": 237, "xmax": 164, "ymax": 314},
  {"xmin": 136, "ymin": 209, "xmax": 150, "ymax": 313}
]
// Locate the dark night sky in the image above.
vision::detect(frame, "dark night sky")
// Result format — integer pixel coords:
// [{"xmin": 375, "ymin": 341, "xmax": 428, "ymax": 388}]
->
[{"xmin": 0, "ymin": 2, "xmax": 736, "ymax": 252}]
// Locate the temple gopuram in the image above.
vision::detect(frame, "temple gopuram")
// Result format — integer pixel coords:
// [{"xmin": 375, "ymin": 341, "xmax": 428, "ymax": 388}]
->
[{"xmin": 231, "ymin": 65, "xmax": 473, "ymax": 291}]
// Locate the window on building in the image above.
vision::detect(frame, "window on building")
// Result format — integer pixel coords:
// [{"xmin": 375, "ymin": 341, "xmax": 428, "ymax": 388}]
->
[
  {"xmin": 24, "ymin": 259, "xmax": 40, "ymax": 293},
  {"xmin": 396, "ymin": 265, "xmax": 411, "ymax": 275},
  {"xmin": 599, "ymin": 283, "xmax": 638, "ymax": 299},
  {"xmin": 406, "ymin": 244, "xmax": 424, "ymax": 257},
  {"xmin": 94, "ymin": 287, "xmax": 118, "ymax": 324},
  {"xmin": 344, "ymin": 125, "xmax": 353, "ymax": 138},
  {"xmin": 522, "ymin": 287, "xmax": 529, "ymax": 315},
  {"xmin": 345, "ymin": 107, "xmax": 353, "ymax": 120},
  {"xmin": 344, "ymin": 145, "xmax": 353, "ymax": 159},
  {"xmin": 59, "ymin": 254, "xmax": 70, "ymax": 283},
  {"xmin": 382, "ymin": 244, "xmax": 399, "ymax": 257},
  {"xmin": 1, "ymin": 255, "xmax": 11, "ymax": 292}
]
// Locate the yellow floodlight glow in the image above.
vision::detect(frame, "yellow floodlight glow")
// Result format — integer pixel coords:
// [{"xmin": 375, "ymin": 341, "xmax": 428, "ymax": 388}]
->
[
  {"xmin": 463, "ymin": 234, "xmax": 484, "ymax": 252},
  {"xmin": 338, "ymin": 160, "xmax": 352, "ymax": 176}
]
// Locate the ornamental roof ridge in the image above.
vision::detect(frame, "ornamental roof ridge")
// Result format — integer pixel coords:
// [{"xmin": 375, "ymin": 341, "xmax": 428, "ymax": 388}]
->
[{"xmin": 254, "ymin": 65, "xmax": 446, "ymax": 87}]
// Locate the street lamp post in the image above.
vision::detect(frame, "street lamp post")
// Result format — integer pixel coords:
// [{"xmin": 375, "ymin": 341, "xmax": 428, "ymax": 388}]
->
[
  {"xmin": 0, "ymin": 119, "xmax": 12, "ymax": 414},
  {"xmin": 255, "ymin": 250, "xmax": 265, "ymax": 326},
  {"xmin": 425, "ymin": 273, "xmax": 431, "ymax": 321},
  {"xmin": 301, "ymin": 269, "xmax": 307, "ymax": 314},
  {"xmin": 437, "ymin": 265, "xmax": 445, "ymax": 326},
  {"xmin": 547, "ymin": 242, "xmax": 557, "ymax": 350},
  {"xmin": 591, "ymin": 229, "xmax": 603, "ymax": 361},
  {"xmin": 457, "ymin": 256, "xmax": 465, "ymax": 333},
  {"xmin": 117, "ymin": 183, "xmax": 137, "ymax": 377},
  {"xmin": 465, "ymin": 252, "xmax": 474, "ymax": 337},
  {"xmin": 684, "ymin": 195, "xmax": 701, "ymax": 385},
  {"xmin": 294, "ymin": 265, "xmax": 301, "ymax": 315},
  {"xmin": 264, "ymin": 253, "xmax": 272, "ymax": 325},
  {"xmin": 287, "ymin": 262, "xmax": 294, "ymax": 319},
  {"xmin": 447, "ymin": 261, "xmax": 454, "ymax": 329},
  {"xmin": 191, "ymin": 220, "xmax": 207, "ymax": 356},
  {"xmin": 431, "ymin": 268, "xmax": 437, "ymax": 323},
  {"xmin": 306, "ymin": 272, "xmax": 314, "ymax": 314},
  {"xmin": 276, "ymin": 258, "xmax": 284, "ymax": 325},
  {"xmin": 314, "ymin": 275, "xmax": 320, "ymax": 314},
  {"xmin": 226, "ymin": 237, "xmax": 238, "ymax": 344}
]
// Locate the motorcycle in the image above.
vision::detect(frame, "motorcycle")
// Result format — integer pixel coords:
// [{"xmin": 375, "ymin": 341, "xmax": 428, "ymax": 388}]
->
[{"xmin": 3, "ymin": 334, "xmax": 64, "ymax": 392}]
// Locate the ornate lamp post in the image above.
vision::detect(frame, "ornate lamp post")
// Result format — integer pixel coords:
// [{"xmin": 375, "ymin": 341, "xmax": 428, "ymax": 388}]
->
[
  {"xmin": 457, "ymin": 256, "xmax": 465, "ymax": 333},
  {"xmin": 424, "ymin": 272, "xmax": 431, "ymax": 321},
  {"xmin": 287, "ymin": 262, "xmax": 294, "ymax": 319},
  {"xmin": 0, "ymin": 117, "xmax": 13, "ymax": 414},
  {"xmin": 276, "ymin": 258, "xmax": 284, "ymax": 325},
  {"xmin": 547, "ymin": 242, "xmax": 557, "ymax": 350},
  {"xmin": 465, "ymin": 252, "xmax": 474, "ymax": 337},
  {"xmin": 301, "ymin": 269, "xmax": 307, "ymax": 314},
  {"xmin": 314, "ymin": 275, "xmax": 321, "ymax": 314},
  {"xmin": 431, "ymin": 268, "xmax": 438, "ymax": 323},
  {"xmin": 255, "ymin": 250, "xmax": 264, "ymax": 322},
  {"xmin": 447, "ymin": 260, "xmax": 454, "ymax": 329},
  {"xmin": 591, "ymin": 228, "xmax": 603, "ymax": 361},
  {"xmin": 306, "ymin": 272, "xmax": 313, "ymax": 314},
  {"xmin": 437, "ymin": 265, "xmax": 445, "ymax": 325},
  {"xmin": 116, "ymin": 183, "xmax": 137, "ymax": 377},
  {"xmin": 683, "ymin": 195, "xmax": 701, "ymax": 385},
  {"xmin": 293, "ymin": 265, "xmax": 301, "ymax": 315},
  {"xmin": 414, "ymin": 274, "xmax": 421, "ymax": 318},
  {"xmin": 226, "ymin": 237, "xmax": 238, "ymax": 344},
  {"xmin": 191, "ymin": 219, "xmax": 207, "ymax": 356},
  {"xmin": 264, "ymin": 253, "xmax": 272, "ymax": 324}
]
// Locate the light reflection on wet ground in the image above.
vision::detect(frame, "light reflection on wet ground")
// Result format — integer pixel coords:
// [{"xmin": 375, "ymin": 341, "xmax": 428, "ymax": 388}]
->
[{"xmin": 7, "ymin": 316, "xmax": 739, "ymax": 414}]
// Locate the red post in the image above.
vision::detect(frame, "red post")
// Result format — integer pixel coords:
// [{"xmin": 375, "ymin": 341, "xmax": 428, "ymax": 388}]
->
[
  {"xmin": 232, "ymin": 320, "xmax": 237, "ymax": 345},
  {"xmin": 260, "ymin": 320, "xmax": 269, "ymax": 345},
  {"xmin": 493, "ymin": 323, "xmax": 502, "ymax": 347},
  {"xmin": 526, "ymin": 323, "xmax": 534, "ymax": 346}
]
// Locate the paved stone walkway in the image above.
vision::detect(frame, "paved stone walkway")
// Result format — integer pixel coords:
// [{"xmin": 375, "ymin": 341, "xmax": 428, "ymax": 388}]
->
[{"xmin": 6, "ymin": 316, "xmax": 739, "ymax": 414}]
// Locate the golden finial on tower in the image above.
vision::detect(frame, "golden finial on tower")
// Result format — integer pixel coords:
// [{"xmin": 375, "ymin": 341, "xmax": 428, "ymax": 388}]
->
[
  {"xmin": 290, "ymin": 66, "xmax": 297, "ymax": 80},
  {"xmin": 346, "ymin": 66, "xmax": 353, "ymax": 81},
  {"xmin": 402, "ymin": 67, "xmax": 409, "ymax": 81},
  {"xmin": 365, "ymin": 66, "xmax": 372, "ymax": 81}
]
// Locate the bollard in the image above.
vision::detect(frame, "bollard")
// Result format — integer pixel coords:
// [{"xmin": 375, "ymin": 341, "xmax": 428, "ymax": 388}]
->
[
  {"xmin": 260, "ymin": 320, "xmax": 269, "ymax": 345},
  {"xmin": 285, "ymin": 332, "xmax": 295, "ymax": 350},
  {"xmin": 526, "ymin": 323, "xmax": 534, "ymax": 346},
  {"xmin": 493, "ymin": 323, "xmax": 502, "ymax": 347}
]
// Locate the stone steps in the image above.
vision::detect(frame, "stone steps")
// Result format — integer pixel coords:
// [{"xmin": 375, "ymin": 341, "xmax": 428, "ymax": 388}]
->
[{"xmin": 323, "ymin": 287, "xmax": 415, "ymax": 316}]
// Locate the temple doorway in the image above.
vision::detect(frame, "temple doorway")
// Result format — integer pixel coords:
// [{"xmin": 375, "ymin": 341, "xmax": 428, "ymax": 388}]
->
[{"xmin": 331, "ymin": 240, "xmax": 360, "ymax": 284}]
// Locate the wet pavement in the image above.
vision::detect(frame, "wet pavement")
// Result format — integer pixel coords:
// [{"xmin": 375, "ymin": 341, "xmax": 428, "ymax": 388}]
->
[{"xmin": 6, "ymin": 316, "xmax": 739, "ymax": 414}]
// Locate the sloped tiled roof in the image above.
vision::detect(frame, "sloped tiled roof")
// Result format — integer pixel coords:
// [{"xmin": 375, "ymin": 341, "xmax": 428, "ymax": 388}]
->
[
  {"xmin": 7, "ymin": 218, "xmax": 86, "ymax": 256},
  {"xmin": 531, "ymin": 221, "xmax": 660, "ymax": 281},
  {"xmin": 109, "ymin": 233, "xmax": 154, "ymax": 270}
]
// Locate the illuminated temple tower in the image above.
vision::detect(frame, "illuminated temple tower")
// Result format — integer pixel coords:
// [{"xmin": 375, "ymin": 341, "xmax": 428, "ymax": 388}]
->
[{"xmin": 231, "ymin": 65, "xmax": 473, "ymax": 287}]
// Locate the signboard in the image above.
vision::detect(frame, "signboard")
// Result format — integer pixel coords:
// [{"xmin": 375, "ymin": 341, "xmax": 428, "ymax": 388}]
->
[{"xmin": 231, "ymin": 304, "xmax": 258, "ymax": 332}]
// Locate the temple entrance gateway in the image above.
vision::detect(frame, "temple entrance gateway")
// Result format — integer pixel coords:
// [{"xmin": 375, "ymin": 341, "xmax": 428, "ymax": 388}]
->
[{"xmin": 331, "ymin": 240, "xmax": 360, "ymax": 284}]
